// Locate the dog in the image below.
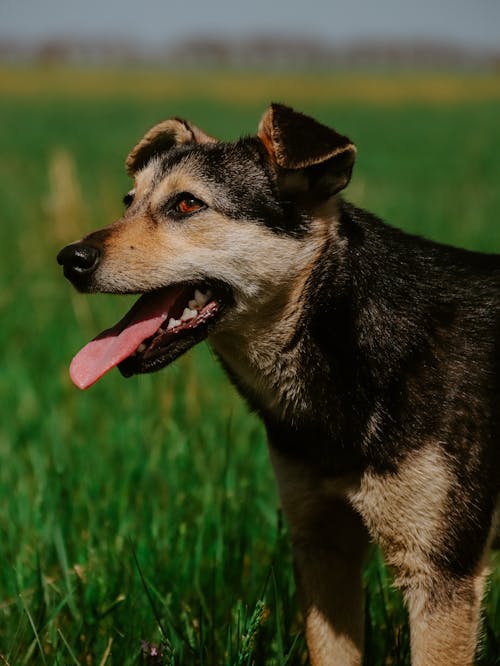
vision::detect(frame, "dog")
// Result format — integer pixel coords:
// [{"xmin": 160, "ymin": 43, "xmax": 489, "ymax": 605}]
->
[{"xmin": 57, "ymin": 104, "xmax": 500, "ymax": 665}]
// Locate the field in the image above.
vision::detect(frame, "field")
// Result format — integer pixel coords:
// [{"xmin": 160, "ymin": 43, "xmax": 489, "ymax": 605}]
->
[{"xmin": 1, "ymin": 67, "xmax": 500, "ymax": 664}]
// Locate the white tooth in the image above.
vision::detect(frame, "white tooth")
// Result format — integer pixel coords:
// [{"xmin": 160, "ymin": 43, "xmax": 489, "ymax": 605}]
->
[
  {"xmin": 188, "ymin": 299, "xmax": 198, "ymax": 310},
  {"xmin": 194, "ymin": 289, "xmax": 209, "ymax": 307},
  {"xmin": 137, "ymin": 343, "xmax": 146, "ymax": 352},
  {"xmin": 167, "ymin": 317, "xmax": 181, "ymax": 330},
  {"xmin": 181, "ymin": 308, "xmax": 197, "ymax": 321}
]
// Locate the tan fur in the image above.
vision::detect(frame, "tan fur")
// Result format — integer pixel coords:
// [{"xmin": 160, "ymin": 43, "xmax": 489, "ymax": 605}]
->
[
  {"xmin": 149, "ymin": 162, "xmax": 218, "ymax": 212},
  {"xmin": 306, "ymin": 606, "xmax": 363, "ymax": 666},
  {"xmin": 408, "ymin": 574, "xmax": 487, "ymax": 666},
  {"xmin": 210, "ymin": 217, "xmax": 333, "ymax": 421},
  {"xmin": 270, "ymin": 449, "xmax": 368, "ymax": 666},
  {"xmin": 348, "ymin": 444, "xmax": 451, "ymax": 587},
  {"xmin": 346, "ymin": 445, "xmax": 491, "ymax": 665},
  {"xmin": 130, "ymin": 161, "xmax": 157, "ymax": 199},
  {"xmin": 101, "ymin": 211, "xmax": 320, "ymax": 296}
]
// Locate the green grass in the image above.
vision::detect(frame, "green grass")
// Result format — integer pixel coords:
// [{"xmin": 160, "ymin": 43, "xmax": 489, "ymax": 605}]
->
[{"xmin": 1, "ymin": 68, "xmax": 500, "ymax": 664}]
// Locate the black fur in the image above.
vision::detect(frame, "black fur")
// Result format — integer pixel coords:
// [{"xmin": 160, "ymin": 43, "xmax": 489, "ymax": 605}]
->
[{"xmin": 232, "ymin": 198, "xmax": 500, "ymax": 579}]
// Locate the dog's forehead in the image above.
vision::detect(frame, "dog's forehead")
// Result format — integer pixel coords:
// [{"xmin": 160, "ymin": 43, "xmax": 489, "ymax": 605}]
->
[
  {"xmin": 134, "ymin": 139, "xmax": 279, "ymax": 218},
  {"xmin": 157, "ymin": 140, "xmax": 265, "ymax": 185}
]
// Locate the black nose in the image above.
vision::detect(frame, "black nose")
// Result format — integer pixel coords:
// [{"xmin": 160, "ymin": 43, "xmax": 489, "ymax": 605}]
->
[{"xmin": 57, "ymin": 242, "xmax": 101, "ymax": 286}]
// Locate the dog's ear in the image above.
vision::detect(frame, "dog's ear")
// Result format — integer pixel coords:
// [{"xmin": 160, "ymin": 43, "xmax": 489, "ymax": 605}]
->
[
  {"xmin": 126, "ymin": 118, "xmax": 217, "ymax": 176},
  {"xmin": 258, "ymin": 103, "xmax": 356, "ymax": 198}
]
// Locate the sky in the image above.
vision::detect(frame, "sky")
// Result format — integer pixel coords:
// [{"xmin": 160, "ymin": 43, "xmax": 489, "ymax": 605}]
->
[{"xmin": 1, "ymin": 0, "xmax": 500, "ymax": 50}]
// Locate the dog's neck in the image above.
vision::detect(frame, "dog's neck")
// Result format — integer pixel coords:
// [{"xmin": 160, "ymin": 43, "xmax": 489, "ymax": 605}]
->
[
  {"xmin": 209, "ymin": 210, "xmax": 341, "ymax": 425},
  {"xmin": 210, "ymin": 299, "xmax": 308, "ymax": 422},
  {"xmin": 208, "ymin": 199, "xmax": 437, "ymax": 473}
]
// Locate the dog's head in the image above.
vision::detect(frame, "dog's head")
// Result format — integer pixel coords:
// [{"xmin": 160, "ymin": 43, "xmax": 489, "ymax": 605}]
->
[{"xmin": 57, "ymin": 104, "xmax": 356, "ymax": 388}]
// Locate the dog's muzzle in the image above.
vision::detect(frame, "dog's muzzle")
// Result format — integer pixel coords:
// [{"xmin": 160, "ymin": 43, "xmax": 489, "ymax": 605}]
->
[{"xmin": 57, "ymin": 242, "xmax": 101, "ymax": 289}]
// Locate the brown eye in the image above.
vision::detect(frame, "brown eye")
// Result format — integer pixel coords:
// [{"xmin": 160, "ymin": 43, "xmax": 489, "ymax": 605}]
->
[{"xmin": 175, "ymin": 194, "xmax": 205, "ymax": 215}]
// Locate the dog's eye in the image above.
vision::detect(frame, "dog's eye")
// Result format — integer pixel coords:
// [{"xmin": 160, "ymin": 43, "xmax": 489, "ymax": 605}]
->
[
  {"xmin": 175, "ymin": 194, "xmax": 205, "ymax": 216},
  {"xmin": 123, "ymin": 192, "xmax": 134, "ymax": 208}
]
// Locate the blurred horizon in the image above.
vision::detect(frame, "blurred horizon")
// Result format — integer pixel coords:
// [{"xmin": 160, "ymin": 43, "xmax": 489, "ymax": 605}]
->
[{"xmin": 1, "ymin": 0, "xmax": 499, "ymax": 69}]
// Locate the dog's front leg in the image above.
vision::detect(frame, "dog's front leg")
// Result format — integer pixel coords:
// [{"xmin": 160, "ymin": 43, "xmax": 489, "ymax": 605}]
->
[
  {"xmin": 405, "ymin": 568, "xmax": 489, "ymax": 666},
  {"xmin": 270, "ymin": 449, "xmax": 369, "ymax": 666},
  {"xmin": 293, "ymin": 510, "xmax": 369, "ymax": 666}
]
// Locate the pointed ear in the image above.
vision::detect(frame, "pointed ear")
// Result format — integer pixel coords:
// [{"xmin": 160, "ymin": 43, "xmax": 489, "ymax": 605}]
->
[
  {"xmin": 257, "ymin": 104, "xmax": 356, "ymax": 197},
  {"xmin": 126, "ymin": 118, "xmax": 218, "ymax": 176}
]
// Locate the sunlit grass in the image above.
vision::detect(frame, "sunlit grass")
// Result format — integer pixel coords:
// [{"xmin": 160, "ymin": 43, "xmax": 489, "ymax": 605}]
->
[{"xmin": 1, "ymin": 65, "xmax": 500, "ymax": 105}]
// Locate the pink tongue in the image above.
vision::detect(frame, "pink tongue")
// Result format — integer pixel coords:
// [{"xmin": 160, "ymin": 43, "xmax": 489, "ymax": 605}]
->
[{"xmin": 69, "ymin": 289, "xmax": 179, "ymax": 390}]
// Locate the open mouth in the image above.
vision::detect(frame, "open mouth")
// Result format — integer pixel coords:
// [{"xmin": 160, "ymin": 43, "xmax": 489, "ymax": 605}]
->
[{"xmin": 69, "ymin": 282, "xmax": 231, "ymax": 389}]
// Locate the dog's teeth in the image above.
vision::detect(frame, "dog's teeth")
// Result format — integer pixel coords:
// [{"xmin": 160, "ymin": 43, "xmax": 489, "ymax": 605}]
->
[
  {"xmin": 194, "ymin": 289, "xmax": 206, "ymax": 306},
  {"xmin": 181, "ymin": 308, "xmax": 197, "ymax": 321},
  {"xmin": 137, "ymin": 343, "xmax": 146, "ymax": 352},
  {"xmin": 188, "ymin": 299, "xmax": 198, "ymax": 310},
  {"xmin": 194, "ymin": 289, "xmax": 210, "ymax": 307},
  {"xmin": 167, "ymin": 317, "xmax": 181, "ymax": 330}
]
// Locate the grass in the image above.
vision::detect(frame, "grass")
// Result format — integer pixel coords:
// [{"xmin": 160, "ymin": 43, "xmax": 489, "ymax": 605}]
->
[
  {"xmin": 2, "ymin": 66, "xmax": 500, "ymax": 104},
  {"xmin": 1, "ymin": 66, "xmax": 500, "ymax": 664}
]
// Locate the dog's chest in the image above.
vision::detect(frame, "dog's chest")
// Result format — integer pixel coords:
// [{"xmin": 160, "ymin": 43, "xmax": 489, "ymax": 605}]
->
[{"xmin": 210, "ymin": 320, "xmax": 309, "ymax": 423}]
